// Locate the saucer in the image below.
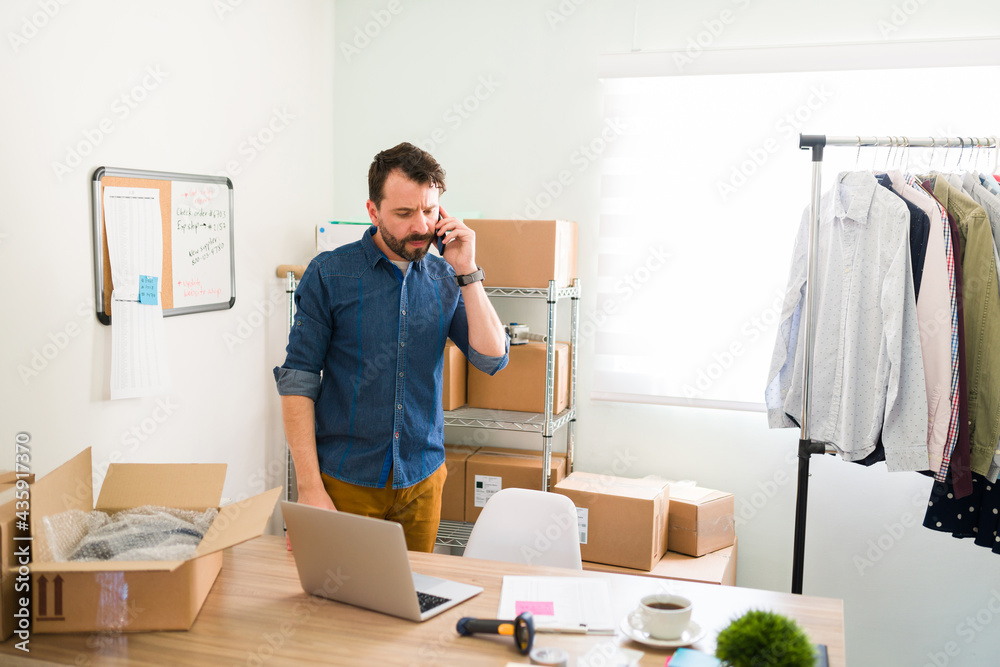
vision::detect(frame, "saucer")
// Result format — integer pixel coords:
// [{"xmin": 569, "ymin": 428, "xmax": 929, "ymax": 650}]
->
[{"xmin": 619, "ymin": 615, "xmax": 706, "ymax": 648}]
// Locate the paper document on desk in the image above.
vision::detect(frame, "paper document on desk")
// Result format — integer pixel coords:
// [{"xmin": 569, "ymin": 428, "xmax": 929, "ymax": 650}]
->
[
  {"xmin": 498, "ymin": 576, "xmax": 615, "ymax": 634},
  {"xmin": 103, "ymin": 186, "xmax": 171, "ymax": 399}
]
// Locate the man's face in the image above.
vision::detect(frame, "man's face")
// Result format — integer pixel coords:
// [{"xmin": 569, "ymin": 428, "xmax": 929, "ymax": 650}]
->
[{"xmin": 367, "ymin": 169, "xmax": 440, "ymax": 262}]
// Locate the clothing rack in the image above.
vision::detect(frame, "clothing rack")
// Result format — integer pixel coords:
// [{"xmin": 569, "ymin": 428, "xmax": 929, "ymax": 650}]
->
[{"xmin": 791, "ymin": 133, "xmax": 998, "ymax": 595}]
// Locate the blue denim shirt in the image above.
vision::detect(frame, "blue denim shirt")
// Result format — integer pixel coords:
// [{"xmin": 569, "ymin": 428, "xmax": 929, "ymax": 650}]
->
[{"xmin": 274, "ymin": 226, "xmax": 508, "ymax": 489}]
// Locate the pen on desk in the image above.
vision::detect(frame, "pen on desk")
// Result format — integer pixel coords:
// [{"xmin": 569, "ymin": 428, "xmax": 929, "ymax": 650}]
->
[{"xmin": 536, "ymin": 624, "xmax": 588, "ymax": 634}]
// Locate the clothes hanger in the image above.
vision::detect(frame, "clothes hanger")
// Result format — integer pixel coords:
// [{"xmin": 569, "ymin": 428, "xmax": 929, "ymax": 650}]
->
[{"xmin": 854, "ymin": 136, "xmax": 862, "ymax": 170}]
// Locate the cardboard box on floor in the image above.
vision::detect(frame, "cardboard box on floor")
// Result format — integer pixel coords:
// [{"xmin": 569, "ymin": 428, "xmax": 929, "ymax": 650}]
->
[
  {"xmin": 464, "ymin": 219, "xmax": 577, "ymax": 289},
  {"xmin": 582, "ymin": 538, "xmax": 738, "ymax": 586},
  {"xmin": 553, "ymin": 472, "xmax": 670, "ymax": 571},
  {"xmin": 25, "ymin": 448, "xmax": 281, "ymax": 634},
  {"xmin": 465, "ymin": 447, "xmax": 566, "ymax": 523},
  {"xmin": 442, "ymin": 340, "xmax": 467, "ymax": 411},
  {"xmin": 442, "ymin": 445, "xmax": 478, "ymax": 522},
  {"xmin": 668, "ymin": 485, "xmax": 736, "ymax": 557},
  {"xmin": 467, "ymin": 341, "xmax": 569, "ymax": 414}
]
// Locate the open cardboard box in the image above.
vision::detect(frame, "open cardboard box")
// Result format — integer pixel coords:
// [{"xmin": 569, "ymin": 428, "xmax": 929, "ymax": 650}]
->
[{"xmin": 26, "ymin": 448, "xmax": 280, "ymax": 634}]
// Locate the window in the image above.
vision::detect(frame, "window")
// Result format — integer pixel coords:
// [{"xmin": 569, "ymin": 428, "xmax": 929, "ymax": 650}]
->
[{"xmin": 592, "ymin": 41, "xmax": 1000, "ymax": 411}]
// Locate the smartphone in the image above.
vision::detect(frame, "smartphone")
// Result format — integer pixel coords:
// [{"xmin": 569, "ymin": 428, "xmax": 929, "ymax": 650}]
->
[{"xmin": 435, "ymin": 209, "xmax": 447, "ymax": 255}]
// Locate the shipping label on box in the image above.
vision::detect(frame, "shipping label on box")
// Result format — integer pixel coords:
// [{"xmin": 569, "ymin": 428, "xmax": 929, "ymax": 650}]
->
[
  {"xmin": 668, "ymin": 486, "xmax": 735, "ymax": 557},
  {"xmin": 576, "ymin": 507, "xmax": 589, "ymax": 545},
  {"xmin": 474, "ymin": 475, "xmax": 502, "ymax": 508},
  {"xmin": 554, "ymin": 472, "xmax": 670, "ymax": 571}
]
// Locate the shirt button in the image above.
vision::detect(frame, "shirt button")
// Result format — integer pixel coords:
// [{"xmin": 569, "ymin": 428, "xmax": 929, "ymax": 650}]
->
[
  {"xmin": 401, "ymin": 310, "xmax": 406, "ymax": 315},
  {"xmin": 397, "ymin": 404, "xmax": 402, "ymax": 410},
  {"xmin": 399, "ymin": 372, "xmax": 404, "ymax": 377},
  {"xmin": 400, "ymin": 342, "xmax": 405, "ymax": 347}
]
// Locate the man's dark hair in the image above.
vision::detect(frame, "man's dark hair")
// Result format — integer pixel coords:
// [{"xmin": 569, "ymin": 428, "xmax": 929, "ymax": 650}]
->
[{"xmin": 368, "ymin": 142, "xmax": 446, "ymax": 207}]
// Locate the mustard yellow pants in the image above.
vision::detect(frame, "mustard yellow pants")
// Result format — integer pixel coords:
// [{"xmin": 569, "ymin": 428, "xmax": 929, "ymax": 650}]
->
[{"xmin": 320, "ymin": 464, "xmax": 446, "ymax": 553}]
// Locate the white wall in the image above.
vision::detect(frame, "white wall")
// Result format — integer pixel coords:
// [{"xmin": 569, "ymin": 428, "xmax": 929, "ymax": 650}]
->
[
  {"xmin": 330, "ymin": 2, "xmax": 1000, "ymax": 667},
  {"xmin": 0, "ymin": 0, "xmax": 334, "ymax": 534}
]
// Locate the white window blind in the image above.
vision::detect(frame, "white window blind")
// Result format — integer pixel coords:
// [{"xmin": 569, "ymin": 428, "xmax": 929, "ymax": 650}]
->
[{"xmin": 592, "ymin": 53, "xmax": 1000, "ymax": 411}]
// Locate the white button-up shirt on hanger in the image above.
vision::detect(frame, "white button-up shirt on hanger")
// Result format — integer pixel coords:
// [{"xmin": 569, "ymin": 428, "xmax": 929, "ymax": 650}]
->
[{"xmin": 767, "ymin": 171, "xmax": 929, "ymax": 471}]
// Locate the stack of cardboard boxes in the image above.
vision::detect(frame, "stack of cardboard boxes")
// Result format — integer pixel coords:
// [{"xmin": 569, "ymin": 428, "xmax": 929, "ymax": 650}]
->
[
  {"xmin": 439, "ymin": 219, "xmax": 577, "ymax": 414},
  {"xmin": 564, "ymin": 478, "xmax": 737, "ymax": 586}
]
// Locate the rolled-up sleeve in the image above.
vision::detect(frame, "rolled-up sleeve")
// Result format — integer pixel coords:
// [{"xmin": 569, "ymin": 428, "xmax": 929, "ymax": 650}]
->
[
  {"xmin": 273, "ymin": 367, "xmax": 321, "ymax": 399},
  {"xmin": 273, "ymin": 259, "xmax": 332, "ymax": 400},
  {"xmin": 467, "ymin": 334, "xmax": 510, "ymax": 376}
]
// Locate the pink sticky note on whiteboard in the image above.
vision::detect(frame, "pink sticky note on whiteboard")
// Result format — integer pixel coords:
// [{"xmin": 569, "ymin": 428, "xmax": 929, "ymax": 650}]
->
[{"xmin": 515, "ymin": 601, "xmax": 554, "ymax": 616}]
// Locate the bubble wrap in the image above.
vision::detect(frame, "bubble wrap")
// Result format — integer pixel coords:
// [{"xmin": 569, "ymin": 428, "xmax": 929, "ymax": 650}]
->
[{"xmin": 42, "ymin": 505, "xmax": 219, "ymax": 562}]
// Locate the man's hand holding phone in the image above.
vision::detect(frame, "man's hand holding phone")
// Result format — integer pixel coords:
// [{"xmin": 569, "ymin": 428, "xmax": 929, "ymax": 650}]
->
[{"xmin": 435, "ymin": 206, "xmax": 478, "ymax": 276}]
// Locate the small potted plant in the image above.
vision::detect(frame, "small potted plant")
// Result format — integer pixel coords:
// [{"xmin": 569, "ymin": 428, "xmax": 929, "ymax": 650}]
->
[{"xmin": 714, "ymin": 609, "xmax": 816, "ymax": 667}]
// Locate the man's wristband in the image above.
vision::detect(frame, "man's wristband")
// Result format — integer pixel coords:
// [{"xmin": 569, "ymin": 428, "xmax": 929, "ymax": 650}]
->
[{"xmin": 455, "ymin": 266, "xmax": 485, "ymax": 286}]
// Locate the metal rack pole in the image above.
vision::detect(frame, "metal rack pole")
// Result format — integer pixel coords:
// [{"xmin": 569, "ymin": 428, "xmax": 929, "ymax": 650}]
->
[
  {"xmin": 567, "ymin": 278, "xmax": 580, "ymax": 473},
  {"xmin": 284, "ymin": 270, "xmax": 300, "ymax": 503},
  {"xmin": 541, "ymin": 279, "xmax": 558, "ymax": 491}
]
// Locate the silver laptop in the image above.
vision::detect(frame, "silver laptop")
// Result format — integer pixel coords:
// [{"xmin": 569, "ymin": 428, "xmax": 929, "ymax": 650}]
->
[{"xmin": 280, "ymin": 500, "xmax": 482, "ymax": 622}]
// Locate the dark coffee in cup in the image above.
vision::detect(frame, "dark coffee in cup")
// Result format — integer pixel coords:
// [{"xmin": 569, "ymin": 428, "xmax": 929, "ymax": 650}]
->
[{"xmin": 648, "ymin": 602, "xmax": 686, "ymax": 611}]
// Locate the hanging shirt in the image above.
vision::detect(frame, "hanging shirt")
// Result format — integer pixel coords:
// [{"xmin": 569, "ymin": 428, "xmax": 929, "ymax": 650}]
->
[
  {"xmin": 883, "ymin": 172, "xmax": 954, "ymax": 475},
  {"xmin": 767, "ymin": 171, "xmax": 928, "ymax": 470},
  {"xmin": 927, "ymin": 176, "xmax": 1000, "ymax": 480},
  {"xmin": 876, "ymin": 174, "xmax": 931, "ymax": 299},
  {"xmin": 961, "ymin": 172, "xmax": 1000, "ymax": 482}
]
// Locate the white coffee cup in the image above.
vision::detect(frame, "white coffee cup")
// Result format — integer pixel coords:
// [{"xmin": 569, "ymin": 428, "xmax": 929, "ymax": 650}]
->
[{"xmin": 629, "ymin": 593, "xmax": 692, "ymax": 640}]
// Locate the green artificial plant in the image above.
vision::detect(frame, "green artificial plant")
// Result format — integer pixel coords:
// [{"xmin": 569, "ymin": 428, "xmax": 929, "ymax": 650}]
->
[{"xmin": 714, "ymin": 609, "xmax": 816, "ymax": 667}]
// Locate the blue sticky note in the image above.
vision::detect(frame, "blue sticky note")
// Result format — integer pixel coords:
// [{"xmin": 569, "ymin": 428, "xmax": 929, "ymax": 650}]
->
[
  {"xmin": 139, "ymin": 275, "xmax": 159, "ymax": 305},
  {"xmin": 667, "ymin": 648, "xmax": 721, "ymax": 666}
]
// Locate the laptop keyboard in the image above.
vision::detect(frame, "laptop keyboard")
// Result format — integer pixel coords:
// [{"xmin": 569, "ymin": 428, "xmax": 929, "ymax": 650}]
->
[{"xmin": 417, "ymin": 592, "xmax": 451, "ymax": 613}]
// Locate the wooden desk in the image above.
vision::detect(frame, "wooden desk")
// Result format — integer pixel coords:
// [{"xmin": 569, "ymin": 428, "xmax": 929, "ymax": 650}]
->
[{"xmin": 0, "ymin": 535, "xmax": 844, "ymax": 666}]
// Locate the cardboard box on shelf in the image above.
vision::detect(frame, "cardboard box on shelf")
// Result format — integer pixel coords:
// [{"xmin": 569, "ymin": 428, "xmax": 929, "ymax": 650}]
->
[
  {"xmin": 442, "ymin": 445, "xmax": 478, "ymax": 522},
  {"xmin": 464, "ymin": 219, "xmax": 577, "ymax": 289},
  {"xmin": 442, "ymin": 340, "xmax": 467, "ymax": 411},
  {"xmin": 24, "ymin": 448, "xmax": 281, "ymax": 634},
  {"xmin": 467, "ymin": 341, "xmax": 569, "ymax": 414},
  {"xmin": 465, "ymin": 447, "xmax": 566, "ymax": 523},
  {"xmin": 553, "ymin": 472, "xmax": 670, "ymax": 571},
  {"xmin": 582, "ymin": 538, "xmax": 738, "ymax": 586},
  {"xmin": 668, "ymin": 486, "xmax": 735, "ymax": 557}
]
